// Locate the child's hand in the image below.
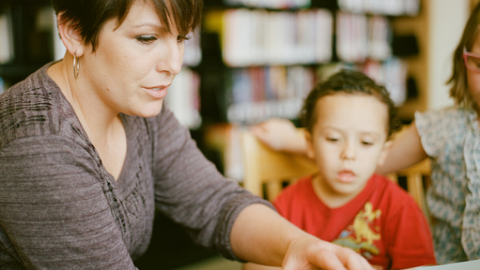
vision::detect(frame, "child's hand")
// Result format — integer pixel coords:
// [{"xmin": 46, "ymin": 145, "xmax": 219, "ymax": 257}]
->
[{"xmin": 251, "ymin": 118, "xmax": 307, "ymax": 155}]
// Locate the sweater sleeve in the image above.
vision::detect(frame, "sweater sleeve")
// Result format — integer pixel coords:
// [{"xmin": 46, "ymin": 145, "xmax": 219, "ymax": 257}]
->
[
  {"xmin": 150, "ymin": 107, "xmax": 273, "ymax": 261},
  {"xmin": 0, "ymin": 136, "xmax": 136, "ymax": 270}
]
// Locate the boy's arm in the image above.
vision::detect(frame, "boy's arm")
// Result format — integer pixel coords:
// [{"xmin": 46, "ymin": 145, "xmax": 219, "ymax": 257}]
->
[{"xmin": 376, "ymin": 123, "xmax": 428, "ymax": 175}]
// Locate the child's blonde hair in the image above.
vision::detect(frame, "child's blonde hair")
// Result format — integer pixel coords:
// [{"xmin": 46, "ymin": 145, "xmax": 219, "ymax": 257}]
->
[{"xmin": 448, "ymin": 2, "xmax": 480, "ymax": 109}]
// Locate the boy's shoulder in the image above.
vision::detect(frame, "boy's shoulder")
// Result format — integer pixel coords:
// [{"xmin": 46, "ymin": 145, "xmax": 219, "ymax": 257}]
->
[
  {"xmin": 277, "ymin": 176, "xmax": 313, "ymax": 197},
  {"xmin": 369, "ymin": 174, "xmax": 422, "ymax": 213},
  {"xmin": 273, "ymin": 176, "xmax": 315, "ymax": 208}
]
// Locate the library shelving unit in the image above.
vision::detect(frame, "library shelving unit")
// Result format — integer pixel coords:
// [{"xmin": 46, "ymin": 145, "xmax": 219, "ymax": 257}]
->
[{"xmin": 198, "ymin": 0, "xmax": 423, "ymax": 181}]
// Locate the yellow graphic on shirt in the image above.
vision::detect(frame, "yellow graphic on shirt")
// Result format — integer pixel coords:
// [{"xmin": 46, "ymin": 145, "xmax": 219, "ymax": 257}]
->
[{"xmin": 332, "ymin": 202, "xmax": 381, "ymax": 259}]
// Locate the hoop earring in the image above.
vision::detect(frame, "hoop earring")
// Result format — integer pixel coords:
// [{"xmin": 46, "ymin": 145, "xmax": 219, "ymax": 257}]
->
[{"xmin": 73, "ymin": 52, "xmax": 80, "ymax": 79}]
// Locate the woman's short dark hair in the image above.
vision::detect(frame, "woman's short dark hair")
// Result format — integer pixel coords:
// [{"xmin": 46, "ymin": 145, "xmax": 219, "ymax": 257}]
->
[
  {"xmin": 52, "ymin": 0, "xmax": 203, "ymax": 52},
  {"xmin": 299, "ymin": 69, "xmax": 401, "ymax": 139}
]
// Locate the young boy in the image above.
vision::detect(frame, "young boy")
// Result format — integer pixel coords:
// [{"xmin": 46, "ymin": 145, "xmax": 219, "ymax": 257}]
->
[{"xmin": 246, "ymin": 70, "xmax": 436, "ymax": 270}]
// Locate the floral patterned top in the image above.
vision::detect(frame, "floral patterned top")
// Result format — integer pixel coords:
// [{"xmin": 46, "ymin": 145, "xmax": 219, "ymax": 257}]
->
[{"xmin": 416, "ymin": 107, "xmax": 480, "ymax": 263}]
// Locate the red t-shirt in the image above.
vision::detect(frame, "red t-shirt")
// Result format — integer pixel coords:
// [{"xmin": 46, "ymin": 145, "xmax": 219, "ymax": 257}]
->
[{"xmin": 274, "ymin": 174, "xmax": 436, "ymax": 270}]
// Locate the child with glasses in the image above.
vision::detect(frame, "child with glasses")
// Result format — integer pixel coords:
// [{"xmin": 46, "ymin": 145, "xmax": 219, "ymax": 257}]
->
[
  {"xmin": 252, "ymin": 2, "xmax": 480, "ymax": 264},
  {"xmin": 246, "ymin": 70, "xmax": 436, "ymax": 270},
  {"xmin": 378, "ymin": 2, "xmax": 480, "ymax": 263}
]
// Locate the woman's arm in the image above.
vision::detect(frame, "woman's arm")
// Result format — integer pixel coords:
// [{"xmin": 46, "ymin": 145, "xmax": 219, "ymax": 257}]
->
[
  {"xmin": 376, "ymin": 123, "xmax": 428, "ymax": 175},
  {"xmin": 231, "ymin": 204, "xmax": 374, "ymax": 269},
  {"xmin": 151, "ymin": 110, "xmax": 373, "ymax": 269}
]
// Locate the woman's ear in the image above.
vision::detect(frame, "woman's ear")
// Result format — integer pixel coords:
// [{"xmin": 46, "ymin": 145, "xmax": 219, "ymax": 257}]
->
[
  {"xmin": 377, "ymin": 140, "xmax": 392, "ymax": 167},
  {"xmin": 56, "ymin": 12, "xmax": 85, "ymax": 57},
  {"xmin": 304, "ymin": 131, "xmax": 316, "ymax": 160}
]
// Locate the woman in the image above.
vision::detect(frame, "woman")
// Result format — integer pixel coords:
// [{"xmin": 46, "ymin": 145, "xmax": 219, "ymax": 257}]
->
[{"xmin": 0, "ymin": 0, "xmax": 373, "ymax": 269}]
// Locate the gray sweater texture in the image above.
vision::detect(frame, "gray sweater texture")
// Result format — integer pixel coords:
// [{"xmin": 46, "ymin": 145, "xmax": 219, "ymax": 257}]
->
[{"xmin": 0, "ymin": 63, "xmax": 270, "ymax": 269}]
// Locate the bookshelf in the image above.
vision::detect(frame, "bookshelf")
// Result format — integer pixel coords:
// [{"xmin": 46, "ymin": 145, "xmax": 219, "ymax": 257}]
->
[{"xmin": 199, "ymin": 0, "xmax": 423, "ymax": 181}]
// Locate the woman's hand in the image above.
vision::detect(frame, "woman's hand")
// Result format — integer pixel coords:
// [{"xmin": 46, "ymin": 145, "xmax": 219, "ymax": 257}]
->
[
  {"xmin": 232, "ymin": 204, "xmax": 374, "ymax": 270},
  {"xmin": 283, "ymin": 235, "xmax": 373, "ymax": 270},
  {"xmin": 251, "ymin": 118, "xmax": 307, "ymax": 155}
]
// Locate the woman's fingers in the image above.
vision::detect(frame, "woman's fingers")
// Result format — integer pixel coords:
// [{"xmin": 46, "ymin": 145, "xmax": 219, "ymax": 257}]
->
[
  {"xmin": 282, "ymin": 238, "xmax": 375, "ymax": 270},
  {"xmin": 306, "ymin": 243, "xmax": 374, "ymax": 270}
]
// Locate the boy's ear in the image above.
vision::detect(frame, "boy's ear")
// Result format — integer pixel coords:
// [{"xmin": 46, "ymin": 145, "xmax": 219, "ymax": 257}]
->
[
  {"xmin": 304, "ymin": 131, "xmax": 316, "ymax": 160},
  {"xmin": 377, "ymin": 140, "xmax": 392, "ymax": 167},
  {"xmin": 56, "ymin": 12, "xmax": 85, "ymax": 57}
]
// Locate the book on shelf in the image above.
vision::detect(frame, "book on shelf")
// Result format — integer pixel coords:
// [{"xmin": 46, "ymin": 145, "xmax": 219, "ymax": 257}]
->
[
  {"xmin": 51, "ymin": 8, "xmax": 66, "ymax": 60},
  {"xmin": 338, "ymin": 0, "xmax": 420, "ymax": 16},
  {"xmin": 337, "ymin": 12, "xmax": 392, "ymax": 63},
  {"xmin": 0, "ymin": 77, "xmax": 5, "ymax": 94},
  {"xmin": 183, "ymin": 28, "xmax": 202, "ymax": 67},
  {"xmin": 165, "ymin": 68, "xmax": 202, "ymax": 129},
  {"xmin": 0, "ymin": 11, "xmax": 14, "ymax": 64},
  {"xmin": 226, "ymin": 65, "xmax": 315, "ymax": 124}
]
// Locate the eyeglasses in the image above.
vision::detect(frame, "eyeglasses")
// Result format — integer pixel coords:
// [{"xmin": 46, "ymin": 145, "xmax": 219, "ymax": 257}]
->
[{"xmin": 463, "ymin": 47, "xmax": 480, "ymax": 72}]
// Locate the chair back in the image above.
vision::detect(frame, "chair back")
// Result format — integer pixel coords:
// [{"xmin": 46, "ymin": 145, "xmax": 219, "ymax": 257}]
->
[
  {"xmin": 386, "ymin": 159, "xmax": 431, "ymax": 223},
  {"xmin": 241, "ymin": 129, "xmax": 317, "ymax": 202}
]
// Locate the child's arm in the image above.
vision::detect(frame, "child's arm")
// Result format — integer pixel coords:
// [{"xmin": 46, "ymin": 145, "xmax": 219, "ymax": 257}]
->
[
  {"xmin": 251, "ymin": 118, "xmax": 308, "ymax": 155},
  {"xmin": 376, "ymin": 123, "xmax": 428, "ymax": 175}
]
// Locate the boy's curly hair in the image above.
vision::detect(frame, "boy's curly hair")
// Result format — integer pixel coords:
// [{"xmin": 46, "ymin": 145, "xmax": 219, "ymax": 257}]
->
[{"xmin": 299, "ymin": 69, "xmax": 402, "ymax": 139}]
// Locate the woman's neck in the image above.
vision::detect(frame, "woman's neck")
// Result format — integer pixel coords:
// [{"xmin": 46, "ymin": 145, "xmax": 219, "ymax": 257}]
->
[
  {"xmin": 47, "ymin": 58, "xmax": 127, "ymax": 180},
  {"xmin": 48, "ymin": 57, "xmax": 119, "ymax": 137}
]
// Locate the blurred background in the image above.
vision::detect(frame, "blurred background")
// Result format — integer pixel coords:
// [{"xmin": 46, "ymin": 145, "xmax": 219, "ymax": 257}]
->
[{"xmin": 0, "ymin": 0, "xmax": 477, "ymax": 269}]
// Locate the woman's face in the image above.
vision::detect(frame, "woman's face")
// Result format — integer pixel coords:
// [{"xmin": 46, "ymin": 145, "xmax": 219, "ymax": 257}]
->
[{"xmin": 80, "ymin": 0, "xmax": 184, "ymax": 118}]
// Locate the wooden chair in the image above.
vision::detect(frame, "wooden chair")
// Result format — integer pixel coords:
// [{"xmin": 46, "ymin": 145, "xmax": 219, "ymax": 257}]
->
[
  {"xmin": 241, "ymin": 130, "xmax": 431, "ymax": 221},
  {"xmin": 242, "ymin": 129, "xmax": 317, "ymax": 202},
  {"xmin": 385, "ymin": 159, "xmax": 431, "ymax": 223}
]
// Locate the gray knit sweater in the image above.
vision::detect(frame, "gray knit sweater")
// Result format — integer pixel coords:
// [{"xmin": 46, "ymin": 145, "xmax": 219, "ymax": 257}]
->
[{"xmin": 0, "ymin": 63, "xmax": 269, "ymax": 269}]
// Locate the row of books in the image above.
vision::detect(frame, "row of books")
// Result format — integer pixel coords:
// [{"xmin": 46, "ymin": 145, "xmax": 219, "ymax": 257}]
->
[
  {"xmin": 226, "ymin": 65, "xmax": 316, "ymax": 123},
  {"xmin": 213, "ymin": 9, "xmax": 395, "ymax": 67},
  {"xmin": 336, "ymin": 13, "xmax": 392, "ymax": 63},
  {"xmin": 221, "ymin": 9, "xmax": 333, "ymax": 67},
  {"xmin": 338, "ymin": 0, "xmax": 420, "ymax": 15},
  {"xmin": 0, "ymin": 77, "xmax": 5, "ymax": 94},
  {"xmin": 225, "ymin": 58, "xmax": 407, "ymax": 124},
  {"xmin": 165, "ymin": 68, "xmax": 202, "ymax": 129},
  {"xmin": 223, "ymin": 0, "xmax": 311, "ymax": 9},
  {"xmin": 183, "ymin": 28, "xmax": 202, "ymax": 67},
  {"xmin": 362, "ymin": 58, "xmax": 408, "ymax": 105}
]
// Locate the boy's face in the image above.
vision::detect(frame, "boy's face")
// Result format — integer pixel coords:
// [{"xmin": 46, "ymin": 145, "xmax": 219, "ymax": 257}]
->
[{"xmin": 305, "ymin": 93, "xmax": 390, "ymax": 203}]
